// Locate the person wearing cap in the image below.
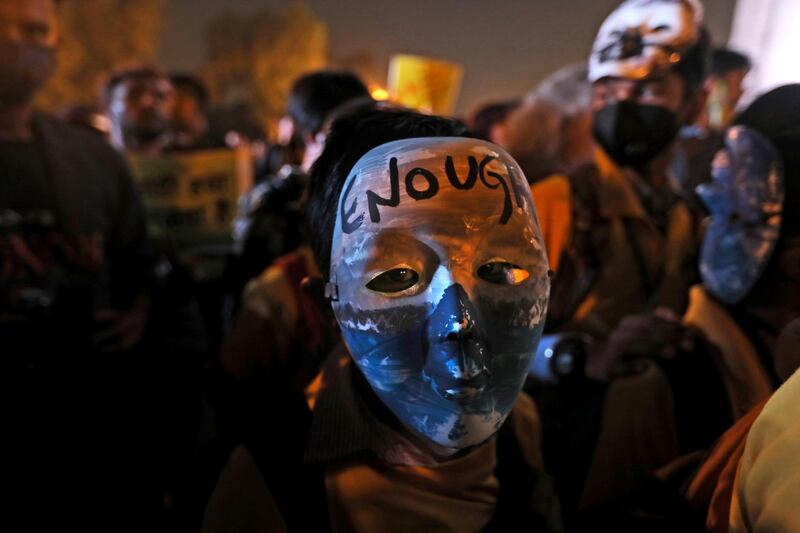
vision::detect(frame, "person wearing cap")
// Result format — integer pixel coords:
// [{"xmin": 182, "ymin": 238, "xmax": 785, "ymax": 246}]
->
[
  {"xmin": 531, "ymin": 1, "xmax": 724, "ymax": 522},
  {"xmin": 555, "ymin": 0, "xmax": 710, "ymax": 338},
  {"xmin": 203, "ymin": 106, "xmax": 562, "ymax": 532}
]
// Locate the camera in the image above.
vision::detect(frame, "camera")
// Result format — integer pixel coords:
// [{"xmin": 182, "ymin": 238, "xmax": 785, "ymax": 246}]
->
[{"xmin": 529, "ymin": 333, "xmax": 591, "ymax": 384}]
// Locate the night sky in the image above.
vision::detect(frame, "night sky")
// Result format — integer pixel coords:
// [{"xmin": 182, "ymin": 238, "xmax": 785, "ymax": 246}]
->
[{"xmin": 160, "ymin": 0, "xmax": 738, "ymax": 114}]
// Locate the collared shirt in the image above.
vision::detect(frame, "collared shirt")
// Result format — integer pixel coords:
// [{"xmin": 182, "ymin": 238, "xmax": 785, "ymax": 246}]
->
[
  {"xmin": 305, "ymin": 352, "xmax": 545, "ymax": 532},
  {"xmin": 203, "ymin": 350, "xmax": 550, "ymax": 533}
]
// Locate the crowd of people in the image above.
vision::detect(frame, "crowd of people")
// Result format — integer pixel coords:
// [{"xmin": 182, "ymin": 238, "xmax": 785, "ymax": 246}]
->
[{"xmin": 2, "ymin": 0, "xmax": 798, "ymax": 531}]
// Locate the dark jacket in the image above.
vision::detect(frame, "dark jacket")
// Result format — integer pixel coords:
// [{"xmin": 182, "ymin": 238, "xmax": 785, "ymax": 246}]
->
[{"xmin": 34, "ymin": 114, "xmax": 154, "ymax": 306}]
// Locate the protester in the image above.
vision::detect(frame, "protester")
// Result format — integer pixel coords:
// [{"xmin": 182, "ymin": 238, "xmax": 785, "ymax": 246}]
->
[
  {"xmin": 525, "ymin": 1, "xmax": 723, "ymax": 525},
  {"xmin": 504, "ymin": 64, "xmax": 594, "ymax": 271},
  {"xmin": 104, "ymin": 66, "xmax": 176, "ymax": 153},
  {"xmin": 703, "ymin": 49, "xmax": 752, "ymax": 134},
  {"xmin": 0, "ymin": 0, "xmax": 158, "ymax": 528},
  {"xmin": 105, "ymin": 64, "xmax": 215, "ymax": 525},
  {"xmin": 544, "ymin": 0, "xmax": 708, "ymax": 337},
  {"xmin": 215, "ymin": 73, "xmax": 374, "ymax": 488},
  {"xmin": 468, "ymin": 99, "xmax": 519, "ymax": 147},
  {"xmin": 227, "ymin": 70, "xmax": 372, "ymax": 309},
  {"xmin": 673, "ymin": 48, "xmax": 753, "ymax": 215},
  {"xmin": 203, "ymin": 107, "xmax": 562, "ymax": 532},
  {"xmin": 221, "ymin": 97, "xmax": 374, "ymax": 387},
  {"xmin": 169, "ymin": 73, "xmax": 223, "ymax": 150}
]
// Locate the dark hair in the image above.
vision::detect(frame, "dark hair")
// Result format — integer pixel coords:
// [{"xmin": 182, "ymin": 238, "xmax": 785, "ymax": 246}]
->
[
  {"xmin": 730, "ymin": 84, "xmax": 800, "ymax": 306},
  {"xmin": 469, "ymin": 100, "xmax": 519, "ymax": 141},
  {"xmin": 709, "ymin": 48, "xmax": 751, "ymax": 78},
  {"xmin": 169, "ymin": 73, "xmax": 209, "ymax": 108},
  {"xmin": 306, "ymin": 107, "xmax": 470, "ymax": 277},
  {"xmin": 102, "ymin": 67, "xmax": 166, "ymax": 108},
  {"xmin": 286, "ymin": 70, "xmax": 370, "ymax": 140},
  {"xmin": 735, "ymin": 84, "xmax": 800, "ymax": 237}
]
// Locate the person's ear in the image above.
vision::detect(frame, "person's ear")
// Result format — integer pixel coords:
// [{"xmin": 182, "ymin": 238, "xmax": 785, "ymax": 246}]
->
[{"xmin": 301, "ymin": 275, "xmax": 336, "ymax": 322}]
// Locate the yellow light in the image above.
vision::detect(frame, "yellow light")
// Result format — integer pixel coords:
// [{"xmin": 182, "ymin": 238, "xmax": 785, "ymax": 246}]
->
[{"xmin": 371, "ymin": 88, "xmax": 389, "ymax": 101}]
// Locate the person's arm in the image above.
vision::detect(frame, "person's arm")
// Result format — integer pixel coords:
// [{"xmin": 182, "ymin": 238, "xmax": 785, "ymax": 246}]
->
[{"xmin": 93, "ymin": 146, "xmax": 155, "ymax": 352}]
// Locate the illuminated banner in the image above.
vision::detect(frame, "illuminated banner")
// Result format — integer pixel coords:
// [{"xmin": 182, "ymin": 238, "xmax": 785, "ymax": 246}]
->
[
  {"xmin": 388, "ymin": 54, "xmax": 463, "ymax": 115},
  {"xmin": 128, "ymin": 147, "xmax": 253, "ymax": 248}
]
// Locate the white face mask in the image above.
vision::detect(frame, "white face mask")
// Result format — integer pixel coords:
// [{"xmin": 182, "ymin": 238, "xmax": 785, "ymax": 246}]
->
[
  {"xmin": 697, "ymin": 126, "xmax": 784, "ymax": 305},
  {"xmin": 328, "ymin": 137, "xmax": 550, "ymax": 449},
  {"xmin": 589, "ymin": 0, "xmax": 702, "ymax": 83}
]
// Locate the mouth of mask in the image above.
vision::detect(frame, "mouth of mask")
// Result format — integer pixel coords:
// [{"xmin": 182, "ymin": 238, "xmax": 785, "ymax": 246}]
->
[{"xmin": 592, "ymin": 101, "xmax": 680, "ymax": 167}]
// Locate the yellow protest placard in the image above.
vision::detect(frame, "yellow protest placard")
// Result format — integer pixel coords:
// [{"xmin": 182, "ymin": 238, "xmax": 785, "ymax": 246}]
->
[
  {"xmin": 128, "ymin": 146, "xmax": 253, "ymax": 248},
  {"xmin": 388, "ymin": 54, "xmax": 464, "ymax": 115}
]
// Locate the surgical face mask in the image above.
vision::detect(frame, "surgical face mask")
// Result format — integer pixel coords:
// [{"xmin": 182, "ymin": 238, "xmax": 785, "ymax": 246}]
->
[
  {"xmin": 697, "ymin": 126, "xmax": 784, "ymax": 305},
  {"xmin": 328, "ymin": 137, "xmax": 550, "ymax": 449},
  {"xmin": 593, "ymin": 101, "xmax": 681, "ymax": 167},
  {"xmin": 0, "ymin": 41, "xmax": 57, "ymax": 106}
]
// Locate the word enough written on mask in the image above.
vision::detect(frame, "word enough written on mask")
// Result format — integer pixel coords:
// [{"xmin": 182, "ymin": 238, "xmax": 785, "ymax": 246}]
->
[{"xmin": 339, "ymin": 152, "xmax": 531, "ymax": 234}]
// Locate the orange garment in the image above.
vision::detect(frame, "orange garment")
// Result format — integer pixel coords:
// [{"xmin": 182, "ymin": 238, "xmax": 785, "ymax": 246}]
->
[
  {"xmin": 685, "ymin": 399, "xmax": 769, "ymax": 533},
  {"xmin": 221, "ymin": 245, "xmax": 334, "ymax": 387},
  {"xmin": 530, "ymin": 174, "xmax": 572, "ymax": 272},
  {"xmin": 326, "ymin": 439, "xmax": 499, "ymax": 533}
]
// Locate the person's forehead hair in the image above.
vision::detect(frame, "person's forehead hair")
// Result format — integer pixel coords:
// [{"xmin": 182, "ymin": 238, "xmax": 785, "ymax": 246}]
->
[
  {"xmin": 104, "ymin": 68, "xmax": 169, "ymax": 105},
  {"xmin": 170, "ymin": 74, "xmax": 208, "ymax": 105},
  {"xmin": 709, "ymin": 48, "xmax": 751, "ymax": 77}
]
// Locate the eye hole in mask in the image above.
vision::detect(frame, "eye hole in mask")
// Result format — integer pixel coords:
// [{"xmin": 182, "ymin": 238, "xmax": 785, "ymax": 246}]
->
[
  {"xmin": 366, "ymin": 267, "xmax": 420, "ymax": 294},
  {"xmin": 477, "ymin": 261, "xmax": 530, "ymax": 285}
]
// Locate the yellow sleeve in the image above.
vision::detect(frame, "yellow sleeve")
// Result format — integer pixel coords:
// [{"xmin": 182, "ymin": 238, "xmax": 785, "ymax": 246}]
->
[
  {"xmin": 530, "ymin": 174, "xmax": 572, "ymax": 272},
  {"xmin": 730, "ymin": 369, "xmax": 800, "ymax": 532}
]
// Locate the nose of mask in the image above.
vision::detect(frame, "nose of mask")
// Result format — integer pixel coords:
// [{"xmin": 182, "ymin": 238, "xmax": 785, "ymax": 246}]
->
[{"xmin": 422, "ymin": 284, "xmax": 490, "ymax": 402}]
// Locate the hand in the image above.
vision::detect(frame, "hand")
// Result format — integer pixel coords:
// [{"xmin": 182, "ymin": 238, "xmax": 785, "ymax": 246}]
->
[
  {"xmin": 93, "ymin": 296, "xmax": 149, "ymax": 352},
  {"xmin": 586, "ymin": 308, "xmax": 698, "ymax": 381}
]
